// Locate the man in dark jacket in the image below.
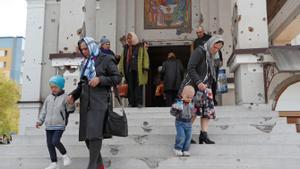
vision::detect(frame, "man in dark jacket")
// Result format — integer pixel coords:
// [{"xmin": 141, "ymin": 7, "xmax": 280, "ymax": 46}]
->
[
  {"xmin": 161, "ymin": 52, "xmax": 185, "ymax": 106},
  {"xmin": 193, "ymin": 26, "xmax": 212, "ymax": 49}
]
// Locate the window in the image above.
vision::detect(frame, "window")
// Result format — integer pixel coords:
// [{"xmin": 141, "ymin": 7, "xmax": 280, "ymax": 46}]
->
[
  {"xmin": 0, "ymin": 50, "xmax": 4, "ymax": 57},
  {"xmin": 0, "ymin": 50, "xmax": 8, "ymax": 57},
  {"xmin": 0, "ymin": 62, "xmax": 6, "ymax": 68}
]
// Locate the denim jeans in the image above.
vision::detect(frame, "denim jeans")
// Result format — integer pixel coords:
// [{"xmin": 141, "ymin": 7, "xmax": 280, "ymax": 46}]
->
[
  {"xmin": 174, "ymin": 120, "xmax": 192, "ymax": 151},
  {"xmin": 46, "ymin": 130, "xmax": 66, "ymax": 162}
]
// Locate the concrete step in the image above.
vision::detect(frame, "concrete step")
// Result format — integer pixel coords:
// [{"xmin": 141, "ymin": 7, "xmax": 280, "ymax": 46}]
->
[
  {"xmin": 113, "ymin": 105, "xmax": 274, "ymax": 114},
  {"xmin": 24, "ymin": 121, "xmax": 296, "ymax": 135},
  {"xmin": 68, "ymin": 108, "xmax": 278, "ymax": 119},
  {"xmin": 12, "ymin": 133, "xmax": 300, "ymax": 145},
  {"xmin": 6, "ymin": 105, "xmax": 297, "ymax": 169},
  {"xmin": 2, "ymin": 144, "xmax": 300, "ymax": 158},
  {"xmin": 1, "ymin": 156, "xmax": 300, "ymax": 169},
  {"xmin": 66, "ymin": 115, "xmax": 284, "ymax": 127}
]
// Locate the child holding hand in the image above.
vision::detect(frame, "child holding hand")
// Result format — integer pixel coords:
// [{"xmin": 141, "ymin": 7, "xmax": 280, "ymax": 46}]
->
[{"xmin": 36, "ymin": 75, "xmax": 75, "ymax": 169}]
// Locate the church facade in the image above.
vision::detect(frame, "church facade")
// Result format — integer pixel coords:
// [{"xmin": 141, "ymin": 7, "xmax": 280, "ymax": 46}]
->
[{"xmin": 18, "ymin": 0, "xmax": 300, "ymax": 134}]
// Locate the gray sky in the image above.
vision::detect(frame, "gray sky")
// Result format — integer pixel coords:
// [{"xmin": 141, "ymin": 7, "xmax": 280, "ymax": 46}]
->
[{"xmin": 0, "ymin": 0, "xmax": 27, "ymax": 37}]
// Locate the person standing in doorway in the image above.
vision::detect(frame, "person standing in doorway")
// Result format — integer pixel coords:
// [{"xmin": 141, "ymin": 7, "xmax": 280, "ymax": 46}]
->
[
  {"xmin": 118, "ymin": 32, "xmax": 150, "ymax": 108},
  {"xmin": 161, "ymin": 52, "xmax": 185, "ymax": 106},
  {"xmin": 181, "ymin": 35, "xmax": 224, "ymax": 144},
  {"xmin": 67, "ymin": 37, "xmax": 121, "ymax": 169}
]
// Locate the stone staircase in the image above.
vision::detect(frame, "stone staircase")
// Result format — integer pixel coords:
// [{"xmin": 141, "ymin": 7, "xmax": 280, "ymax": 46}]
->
[{"xmin": 1, "ymin": 105, "xmax": 300, "ymax": 169}]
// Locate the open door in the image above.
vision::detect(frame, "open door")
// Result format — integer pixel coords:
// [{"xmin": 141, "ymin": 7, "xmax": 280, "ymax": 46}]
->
[{"xmin": 145, "ymin": 44, "xmax": 192, "ymax": 107}]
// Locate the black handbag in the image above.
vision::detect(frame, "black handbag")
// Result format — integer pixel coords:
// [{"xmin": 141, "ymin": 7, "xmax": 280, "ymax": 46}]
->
[{"xmin": 106, "ymin": 84, "xmax": 128, "ymax": 137}]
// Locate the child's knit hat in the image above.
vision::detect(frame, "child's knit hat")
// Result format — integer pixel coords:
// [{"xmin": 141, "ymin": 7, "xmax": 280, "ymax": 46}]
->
[{"xmin": 49, "ymin": 75, "xmax": 65, "ymax": 89}]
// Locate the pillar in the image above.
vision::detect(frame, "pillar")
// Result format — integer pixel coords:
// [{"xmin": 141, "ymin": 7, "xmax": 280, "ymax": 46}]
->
[
  {"xmin": 19, "ymin": 0, "xmax": 46, "ymax": 135},
  {"xmin": 229, "ymin": 0, "xmax": 269, "ymax": 105},
  {"xmin": 84, "ymin": 0, "xmax": 96, "ymax": 39}
]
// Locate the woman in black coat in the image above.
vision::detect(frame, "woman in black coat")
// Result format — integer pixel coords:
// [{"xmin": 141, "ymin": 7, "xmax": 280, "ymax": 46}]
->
[
  {"xmin": 180, "ymin": 35, "xmax": 224, "ymax": 144},
  {"xmin": 67, "ymin": 37, "xmax": 121, "ymax": 169}
]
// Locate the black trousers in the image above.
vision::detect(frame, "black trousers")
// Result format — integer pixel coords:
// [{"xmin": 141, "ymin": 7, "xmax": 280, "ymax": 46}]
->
[
  {"xmin": 46, "ymin": 130, "xmax": 67, "ymax": 162},
  {"xmin": 85, "ymin": 139, "xmax": 103, "ymax": 169},
  {"xmin": 165, "ymin": 90, "xmax": 179, "ymax": 106},
  {"xmin": 126, "ymin": 70, "xmax": 143, "ymax": 107}
]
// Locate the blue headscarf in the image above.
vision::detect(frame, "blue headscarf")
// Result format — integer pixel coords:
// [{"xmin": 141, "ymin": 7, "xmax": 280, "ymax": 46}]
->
[{"xmin": 78, "ymin": 37, "xmax": 99, "ymax": 80}]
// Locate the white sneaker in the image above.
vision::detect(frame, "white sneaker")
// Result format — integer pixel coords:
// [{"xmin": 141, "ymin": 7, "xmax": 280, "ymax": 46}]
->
[
  {"xmin": 173, "ymin": 149, "xmax": 183, "ymax": 156},
  {"xmin": 182, "ymin": 151, "xmax": 191, "ymax": 156},
  {"xmin": 62, "ymin": 154, "xmax": 72, "ymax": 166},
  {"xmin": 45, "ymin": 162, "xmax": 59, "ymax": 169}
]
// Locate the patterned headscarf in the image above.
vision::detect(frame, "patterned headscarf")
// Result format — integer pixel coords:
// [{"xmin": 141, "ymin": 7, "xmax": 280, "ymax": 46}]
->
[{"xmin": 78, "ymin": 37, "xmax": 99, "ymax": 80}]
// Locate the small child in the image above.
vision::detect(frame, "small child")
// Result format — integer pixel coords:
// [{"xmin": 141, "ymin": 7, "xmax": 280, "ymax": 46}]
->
[
  {"xmin": 36, "ymin": 75, "xmax": 75, "ymax": 169},
  {"xmin": 170, "ymin": 85, "xmax": 196, "ymax": 156}
]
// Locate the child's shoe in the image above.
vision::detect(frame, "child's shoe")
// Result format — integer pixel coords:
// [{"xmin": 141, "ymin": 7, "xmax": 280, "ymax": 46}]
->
[
  {"xmin": 173, "ymin": 149, "xmax": 183, "ymax": 156},
  {"xmin": 45, "ymin": 162, "xmax": 59, "ymax": 169},
  {"xmin": 182, "ymin": 151, "xmax": 191, "ymax": 156},
  {"xmin": 62, "ymin": 154, "xmax": 72, "ymax": 166}
]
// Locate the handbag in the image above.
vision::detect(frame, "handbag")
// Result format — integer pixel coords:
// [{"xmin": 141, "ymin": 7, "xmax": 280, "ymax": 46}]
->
[
  {"xmin": 117, "ymin": 83, "xmax": 128, "ymax": 97},
  {"xmin": 216, "ymin": 68, "xmax": 228, "ymax": 94},
  {"xmin": 106, "ymin": 83, "xmax": 128, "ymax": 137}
]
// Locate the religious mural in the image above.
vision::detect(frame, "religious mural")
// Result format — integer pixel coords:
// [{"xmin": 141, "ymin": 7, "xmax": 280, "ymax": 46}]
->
[{"xmin": 144, "ymin": 0, "xmax": 191, "ymax": 32}]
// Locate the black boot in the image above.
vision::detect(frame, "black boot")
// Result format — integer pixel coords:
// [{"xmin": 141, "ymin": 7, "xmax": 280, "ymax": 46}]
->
[{"xmin": 199, "ymin": 131, "xmax": 215, "ymax": 144}]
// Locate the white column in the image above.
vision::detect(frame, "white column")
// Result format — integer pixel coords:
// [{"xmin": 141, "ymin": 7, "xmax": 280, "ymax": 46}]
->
[
  {"xmin": 58, "ymin": 0, "xmax": 85, "ymax": 52},
  {"xmin": 84, "ymin": 0, "xmax": 96, "ymax": 39},
  {"xmin": 19, "ymin": 0, "xmax": 46, "ymax": 135},
  {"xmin": 96, "ymin": 0, "xmax": 117, "ymax": 52},
  {"xmin": 229, "ymin": 0, "xmax": 269, "ymax": 105},
  {"xmin": 126, "ymin": 0, "xmax": 136, "ymax": 33}
]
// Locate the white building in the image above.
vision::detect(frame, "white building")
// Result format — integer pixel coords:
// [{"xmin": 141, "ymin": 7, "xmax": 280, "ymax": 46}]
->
[{"xmin": 19, "ymin": 0, "xmax": 300, "ymax": 134}]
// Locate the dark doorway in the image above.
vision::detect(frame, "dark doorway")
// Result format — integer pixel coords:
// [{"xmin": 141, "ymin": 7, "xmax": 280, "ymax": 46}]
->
[{"xmin": 146, "ymin": 45, "xmax": 192, "ymax": 107}]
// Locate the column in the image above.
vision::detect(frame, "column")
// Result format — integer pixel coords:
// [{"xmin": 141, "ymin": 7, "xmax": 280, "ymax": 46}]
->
[
  {"xmin": 229, "ymin": 0, "xmax": 269, "ymax": 105},
  {"xmin": 84, "ymin": 0, "xmax": 96, "ymax": 39},
  {"xmin": 19, "ymin": 0, "xmax": 46, "ymax": 135}
]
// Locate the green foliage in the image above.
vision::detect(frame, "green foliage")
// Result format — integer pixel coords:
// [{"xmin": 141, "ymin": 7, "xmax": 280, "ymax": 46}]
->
[{"xmin": 0, "ymin": 72, "xmax": 20, "ymax": 135}]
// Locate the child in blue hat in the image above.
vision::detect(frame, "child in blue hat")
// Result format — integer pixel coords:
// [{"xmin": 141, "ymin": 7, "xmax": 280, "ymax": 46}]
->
[{"xmin": 36, "ymin": 75, "xmax": 75, "ymax": 169}]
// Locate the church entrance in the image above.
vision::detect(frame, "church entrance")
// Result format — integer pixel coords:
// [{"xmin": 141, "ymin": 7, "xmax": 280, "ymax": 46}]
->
[{"xmin": 145, "ymin": 43, "xmax": 192, "ymax": 107}]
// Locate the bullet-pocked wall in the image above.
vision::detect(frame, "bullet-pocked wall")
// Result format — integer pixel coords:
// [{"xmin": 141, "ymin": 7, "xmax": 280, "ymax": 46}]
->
[{"xmin": 114, "ymin": 0, "xmax": 233, "ymax": 73}]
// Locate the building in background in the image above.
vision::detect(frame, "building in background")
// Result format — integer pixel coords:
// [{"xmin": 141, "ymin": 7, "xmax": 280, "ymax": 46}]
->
[{"xmin": 0, "ymin": 36, "xmax": 25, "ymax": 84}]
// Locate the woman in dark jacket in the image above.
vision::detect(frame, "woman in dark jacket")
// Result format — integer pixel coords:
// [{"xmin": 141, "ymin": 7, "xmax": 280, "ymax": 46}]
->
[
  {"xmin": 180, "ymin": 35, "xmax": 224, "ymax": 144},
  {"xmin": 67, "ymin": 37, "xmax": 121, "ymax": 169},
  {"xmin": 161, "ymin": 52, "xmax": 185, "ymax": 106}
]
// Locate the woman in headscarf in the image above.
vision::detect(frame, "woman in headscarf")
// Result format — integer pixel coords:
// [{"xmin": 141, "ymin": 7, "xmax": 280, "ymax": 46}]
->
[
  {"xmin": 67, "ymin": 37, "xmax": 121, "ymax": 169},
  {"xmin": 118, "ymin": 32, "xmax": 149, "ymax": 108},
  {"xmin": 180, "ymin": 35, "xmax": 224, "ymax": 144}
]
